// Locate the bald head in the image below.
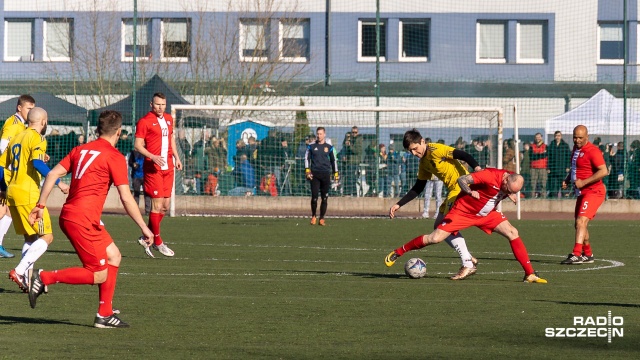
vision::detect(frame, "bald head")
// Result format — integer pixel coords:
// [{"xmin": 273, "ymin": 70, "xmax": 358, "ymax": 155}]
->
[
  {"xmin": 573, "ymin": 125, "xmax": 589, "ymax": 149},
  {"xmin": 27, "ymin": 107, "xmax": 47, "ymax": 124},
  {"xmin": 502, "ymin": 173, "xmax": 524, "ymax": 194}
]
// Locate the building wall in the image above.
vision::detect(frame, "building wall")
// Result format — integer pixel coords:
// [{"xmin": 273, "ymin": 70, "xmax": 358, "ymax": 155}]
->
[{"xmin": 0, "ymin": 0, "xmax": 635, "ymax": 84}]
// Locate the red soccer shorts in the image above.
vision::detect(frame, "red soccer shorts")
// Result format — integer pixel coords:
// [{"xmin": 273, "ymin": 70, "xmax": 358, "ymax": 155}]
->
[
  {"xmin": 143, "ymin": 163, "xmax": 174, "ymax": 198},
  {"xmin": 60, "ymin": 220, "xmax": 113, "ymax": 272},
  {"xmin": 574, "ymin": 193, "xmax": 605, "ymax": 220},
  {"xmin": 439, "ymin": 208, "xmax": 507, "ymax": 235}
]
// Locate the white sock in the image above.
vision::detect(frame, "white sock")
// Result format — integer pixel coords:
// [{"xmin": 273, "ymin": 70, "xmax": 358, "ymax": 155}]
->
[
  {"xmin": 21, "ymin": 242, "xmax": 33, "ymax": 258},
  {"xmin": 444, "ymin": 233, "xmax": 475, "ymax": 268},
  {"xmin": 0, "ymin": 215, "xmax": 12, "ymax": 246},
  {"xmin": 15, "ymin": 238, "xmax": 48, "ymax": 275}
]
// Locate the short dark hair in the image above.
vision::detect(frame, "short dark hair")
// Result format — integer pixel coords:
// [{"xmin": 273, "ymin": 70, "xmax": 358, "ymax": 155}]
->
[
  {"xmin": 554, "ymin": 131, "xmax": 562, "ymax": 136},
  {"xmin": 97, "ymin": 110, "xmax": 122, "ymax": 136},
  {"xmin": 316, "ymin": 126, "xmax": 325, "ymax": 132},
  {"xmin": 402, "ymin": 128, "xmax": 423, "ymax": 150},
  {"xmin": 152, "ymin": 92, "xmax": 166, "ymax": 100},
  {"xmin": 17, "ymin": 94, "xmax": 35, "ymax": 108}
]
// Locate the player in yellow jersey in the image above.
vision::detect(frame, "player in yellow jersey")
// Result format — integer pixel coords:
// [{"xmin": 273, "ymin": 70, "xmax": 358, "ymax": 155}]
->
[
  {"xmin": 0, "ymin": 95, "xmax": 35, "ymax": 259},
  {"xmin": 386, "ymin": 129, "xmax": 484, "ymax": 280},
  {"xmin": 0, "ymin": 107, "xmax": 69, "ymax": 292}
]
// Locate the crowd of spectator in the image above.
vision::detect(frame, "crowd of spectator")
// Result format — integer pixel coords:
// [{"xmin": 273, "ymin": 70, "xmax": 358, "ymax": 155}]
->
[{"xmin": 46, "ymin": 125, "xmax": 637, "ymax": 200}]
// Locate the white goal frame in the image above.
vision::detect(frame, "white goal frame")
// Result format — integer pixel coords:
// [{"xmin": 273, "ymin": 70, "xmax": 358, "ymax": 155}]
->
[{"xmin": 169, "ymin": 104, "xmax": 504, "ymax": 217}]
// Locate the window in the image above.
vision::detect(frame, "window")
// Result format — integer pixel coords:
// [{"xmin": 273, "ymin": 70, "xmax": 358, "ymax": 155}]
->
[
  {"xmin": 399, "ymin": 19, "xmax": 429, "ymax": 62},
  {"xmin": 599, "ymin": 23, "xmax": 624, "ymax": 64},
  {"xmin": 44, "ymin": 19, "xmax": 73, "ymax": 61},
  {"xmin": 162, "ymin": 18, "xmax": 190, "ymax": 61},
  {"xmin": 122, "ymin": 19, "xmax": 151, "ymax": 61},
  {"xmin": 517, "ymin": 21, "xmax": 546, "ymax": 63},
  {"xmin": 240, "ymin": 19, "xmax": 269, "ymax": 62},
  {"xmin": 4, "ymin": 19, "xmax": 34, "ymax": 61},
  {"xmin": 358, "ymin": 19, "xmax": 386, "ymax": 61},
  {"xmin": 477, "ymin": 21, "xmax": 506, "ymax": 63},
  {"xmin": 279, "ymin": 19, "xmax": 310, "ymax": 62}
]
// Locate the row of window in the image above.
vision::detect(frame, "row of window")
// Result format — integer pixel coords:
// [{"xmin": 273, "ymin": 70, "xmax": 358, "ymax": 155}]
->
[{"xmin": 1, "ymin": 17, "xmax": 628, "ymax": 65}]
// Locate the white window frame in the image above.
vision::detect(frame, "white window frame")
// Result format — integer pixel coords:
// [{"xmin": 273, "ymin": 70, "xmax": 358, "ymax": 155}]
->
[
  {"xmin": 476, "ymin": 21, "xmax": 507, "ymax": 64},
  {"xmin": 358, "ymin": 19, "xmax": 387, "ymax": 62},
  {"xmin": 121, "ymin": 19, "xmax": 151, "ymax": 62},
  {"xmin": 161, "ymin": 18, "xmax": 190, "ymax": 63},
  {"xmin": 43, "ymin": 19, "xmax": 72, "ymax": 62},
  {"xmin": 278, "ymin": 18, "xmax": 310, "ymax": 63},
  {"xmin": 598, "ymin": 22, "xmax": 624, "ymax": 65},
  {"xmin": 239, "ymin": 19, "xmax": 269, "ymax": 62},
  {"xmin": 4, "ymin": 19, "xmax": 34, "ymax": 62},
  {"xmin": 398, "ymin": 19, "xmax": 429, "ymax": 62},
  {"xmin": 516, "ymin": 21, "xmax": 546, "ymax": 64}
]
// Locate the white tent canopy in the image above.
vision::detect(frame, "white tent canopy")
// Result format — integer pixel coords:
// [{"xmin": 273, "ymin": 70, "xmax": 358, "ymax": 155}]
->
[{"xmin": 545, "ymin": 89, "xmax": 640, "ymax": 137}]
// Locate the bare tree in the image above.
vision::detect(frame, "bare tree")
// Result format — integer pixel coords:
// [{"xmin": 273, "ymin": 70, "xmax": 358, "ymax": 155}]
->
[{"xmin": 46, "ymin": 0, "xmax": 311, "ymax": 112}]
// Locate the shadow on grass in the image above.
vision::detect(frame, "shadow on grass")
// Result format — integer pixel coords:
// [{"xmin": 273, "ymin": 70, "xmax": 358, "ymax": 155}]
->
[
  {"xmin": 0, "ymin": 315, "xmax": 89, "ymax": 327},
  {"xmin": 534, "ymin": 300, "xmax": 640, "ymax": 308},
  {"xmin": 265, "ymin": 269, "xmax": 405, "ymax": 279}
]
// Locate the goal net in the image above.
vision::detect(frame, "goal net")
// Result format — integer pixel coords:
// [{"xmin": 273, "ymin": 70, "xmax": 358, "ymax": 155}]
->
[{"xmin": 169, "ymin": 104, "xmax": 503, "ymax": 216}]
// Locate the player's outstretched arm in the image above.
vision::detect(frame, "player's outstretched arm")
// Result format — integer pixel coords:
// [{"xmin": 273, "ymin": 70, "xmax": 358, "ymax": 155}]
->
[
  {"xmin": 452, "ymin": 149, "xmax": 481, "ymax": 171},
  {"xmin": 391, "ymin": 178, "xmax": 428, "ymax": 218},
  {"xmin": 116, "ymin": 184, "xmax": 153, "ymax": 243},
  {"xmin": 29, "ymin": 164, "xmax": 67, "ymax": 225}
]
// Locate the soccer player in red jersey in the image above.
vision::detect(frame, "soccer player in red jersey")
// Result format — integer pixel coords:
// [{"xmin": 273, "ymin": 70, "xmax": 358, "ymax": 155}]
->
[
  {"xmin": 560, "ymin": 125, "xmax": 608, "ymax": 265},
  {"xmin": 27, "ymin": 110, "xmax": 154, "ymax": 328},
  {"xmin": 134, "ymin": 92, "xmax": 182, "ymax": 257},
  {"xmin": 384, "ymin": 167, "xmax": 548, "ymax": 283}
]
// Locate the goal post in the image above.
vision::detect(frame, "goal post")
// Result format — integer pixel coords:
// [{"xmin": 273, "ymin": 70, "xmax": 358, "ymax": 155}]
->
[{"xmin": 169, "ymin": 104, "xmax": 503, "ymax": 217}]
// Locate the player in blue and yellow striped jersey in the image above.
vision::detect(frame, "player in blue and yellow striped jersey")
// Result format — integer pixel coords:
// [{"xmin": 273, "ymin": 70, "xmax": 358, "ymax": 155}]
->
[
  {"xmin": 0, "ymin": 95, "xmax": 35, "ymax": 258},
  {"xmin": 1, "ymin": 107, "xmax": 69, "ymax": 292}
]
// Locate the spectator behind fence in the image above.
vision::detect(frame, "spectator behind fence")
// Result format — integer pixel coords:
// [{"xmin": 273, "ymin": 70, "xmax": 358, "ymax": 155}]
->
[
  {"xmin": 378, "ymin": 143, "xmax": 389, "ymax": 197},
  {"xmin": 128, "ymin": 149, "xmax": 151, "ymax": 214},
  {"xmin": 610, "ymin": 142, "xmax": 626, "ymax": 199},
  {"xmin": 529, "ymin": 133, "xmax": 548, "ymax": 198},
  {"xmin": 388, "ymin": 145, "xmax": 402, "ymax": 197},
  {"xmin": 502, "ymin": 139, "xmax": 516, "ymax": 173},
  {"xmin": 206, "ymin": 137, "xmax": 227, "ymax": 176},
  {"xmin": 628, "ymin": 140, "xmax": 640, "ymax": 199},
  {"xmin": 548, "ymin": 131, "xmax": 571, "ymax": 198},
  {"xmin": 520, "ymin": 143, "xmax": 531, "ymax": 197},
  {"xmin": 257, "ymin": 129, "xmax": 283, "ymax": 190},
  {"xmin": 116, "ymin": 129, "xmax": 133, "ymax": 156},
  {"xmin": 279, "ymin": 137, "xmax": 293, "ymax": 196},
  {"xmin": 341, "ymin": 126, "xmax": 364, "ymax": 196},
  {"xmin": 46, "ymin": 128, "xmax": 63, "ymax": 166},
  {"xmin": 229, "ymin": 154, "xmax": 256, "ymax": 196}
]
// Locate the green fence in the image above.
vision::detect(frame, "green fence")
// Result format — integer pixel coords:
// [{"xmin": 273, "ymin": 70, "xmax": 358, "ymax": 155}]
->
[{"xmin": 1, "ymin": 1, "xmax": 640, "ymax": 207}]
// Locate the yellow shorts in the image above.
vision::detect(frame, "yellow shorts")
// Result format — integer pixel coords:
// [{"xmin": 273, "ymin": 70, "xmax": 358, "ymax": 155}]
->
[
  {"xmin": 8, "ymin": 204, "xmax": 52, "ymax": 236},
  {"xmin": 438, "ymin": 188, "xmax": 460, "ymax": 215}
]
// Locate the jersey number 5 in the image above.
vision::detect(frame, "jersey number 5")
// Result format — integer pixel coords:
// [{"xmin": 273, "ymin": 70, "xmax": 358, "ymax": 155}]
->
[{"xmin": 75, "ymin": 150, "xmax": 101, "ymax": 179}]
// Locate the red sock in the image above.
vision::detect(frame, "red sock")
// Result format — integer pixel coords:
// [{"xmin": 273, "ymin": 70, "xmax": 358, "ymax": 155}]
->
[
  {"xmin": 98, "ymin": 265, "xmax": 119, "ymax": 318},
  {"xmin": 509, "ymin": 237, "xmax": 534, "ymax": 276},
  {"xmin": 148, "ymin": 212, "xmax": 164, "ymax": 246},
  {"xmin": 40, "ymin": 268, "xmax": 94, "ymax": 286},
  {"xmin": 582, "ymin": 243, "xmax": 592, "ymax": 256},
  {"xmin": 572, "ymin": 243, "xmax": 583, "ymax": 257},
  {"xmin": 396, "ymin": 235, "xmax": 426, "ymax": 256}
]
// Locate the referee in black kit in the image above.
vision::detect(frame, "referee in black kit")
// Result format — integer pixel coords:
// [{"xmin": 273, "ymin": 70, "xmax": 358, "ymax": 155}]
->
[{"xmin": 305, "ymin": 127, "xmax": 339, "ymax": 226}]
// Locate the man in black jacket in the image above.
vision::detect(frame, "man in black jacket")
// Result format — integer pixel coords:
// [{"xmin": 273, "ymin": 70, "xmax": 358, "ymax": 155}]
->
[
  {"xmin": 305, "ymin": 127, "xmax": 339, "ymax": 226},
  {"xmin": 547, "ymin": 131, "xmax": 571, "ymax": 198}
]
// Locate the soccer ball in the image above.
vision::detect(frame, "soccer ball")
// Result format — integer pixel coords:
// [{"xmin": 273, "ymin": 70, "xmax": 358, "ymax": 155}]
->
[{"xmin": 404, "ymin": 258, "xmax": 427, "ymax": 279}]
